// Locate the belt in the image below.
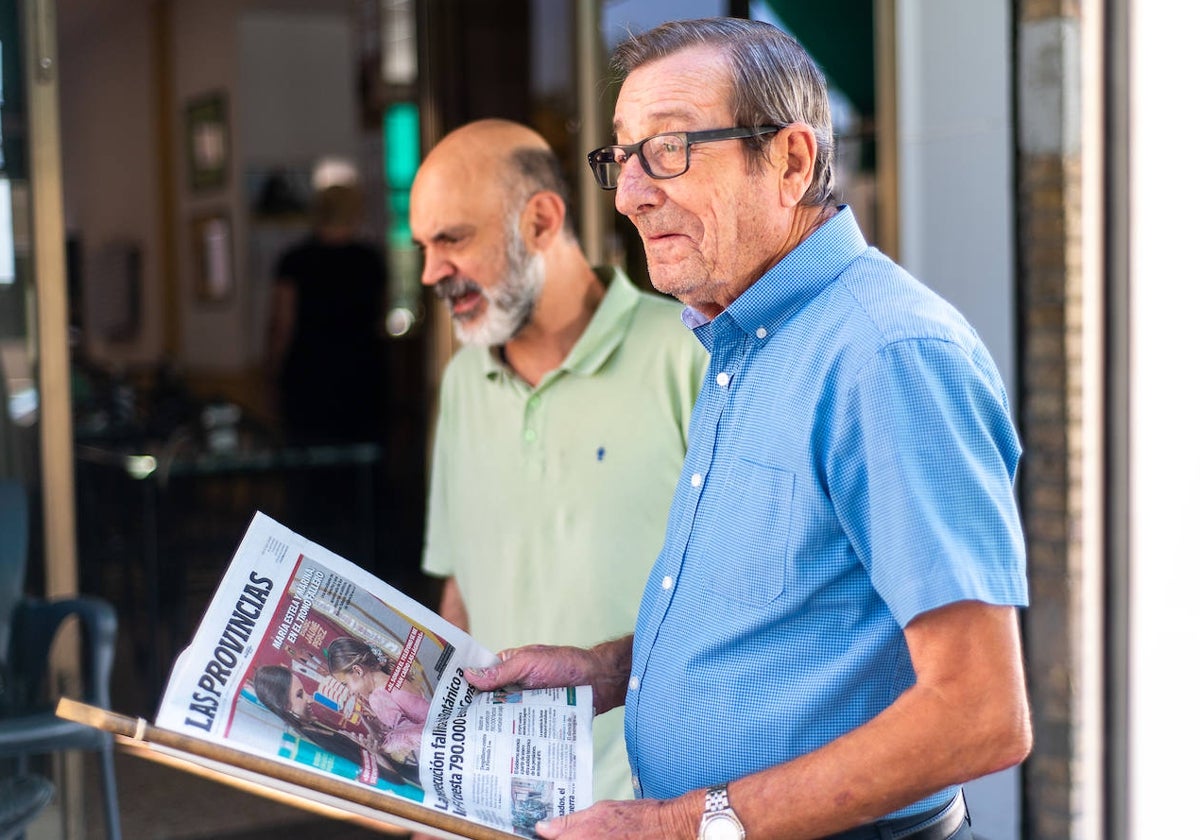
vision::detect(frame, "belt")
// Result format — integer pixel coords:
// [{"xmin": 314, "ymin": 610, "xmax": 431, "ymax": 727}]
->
[{"xmin": 823, "ymin": 789, "xmax": 969, "ymax": 840}]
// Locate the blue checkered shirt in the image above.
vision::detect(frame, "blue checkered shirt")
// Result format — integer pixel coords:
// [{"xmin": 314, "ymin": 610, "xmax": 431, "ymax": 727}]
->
[{"xmin": 625, "ymin": 207, "xmax": 1027, "ymax": 819}]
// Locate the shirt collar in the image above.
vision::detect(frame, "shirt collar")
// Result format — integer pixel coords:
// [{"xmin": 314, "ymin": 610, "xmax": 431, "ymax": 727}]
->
[
  {"xmin": 483, "ymin": 266, "xmax": 642, "ymax": 382},
  {"xmin": 682, "ymin": 205, "xmax": 868, "ymax": 346}
]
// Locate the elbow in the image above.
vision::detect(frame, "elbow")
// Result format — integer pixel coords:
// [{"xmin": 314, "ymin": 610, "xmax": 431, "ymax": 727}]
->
[
  {"xmin": 980, "ymin": 699, "xmax": 1034, "ymax": 777},
  {"xmin": 1008, "ymin": 711, "xmax": 1034, "ymax": 767},
  {"xmin": 993, "ymin": 719, "xmax": 1033, "ymax": 774}
]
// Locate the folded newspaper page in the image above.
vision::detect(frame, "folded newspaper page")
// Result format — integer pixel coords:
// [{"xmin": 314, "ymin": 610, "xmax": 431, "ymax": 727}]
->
[{"xmin": 156, "ymin": 511, "xmax": 593, "ymax": 838}]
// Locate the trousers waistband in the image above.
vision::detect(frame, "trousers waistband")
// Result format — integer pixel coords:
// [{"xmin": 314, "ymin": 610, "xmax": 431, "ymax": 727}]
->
[{"xmin": 822, "ymin": 789, "xmax": 968, "ymax": 840}]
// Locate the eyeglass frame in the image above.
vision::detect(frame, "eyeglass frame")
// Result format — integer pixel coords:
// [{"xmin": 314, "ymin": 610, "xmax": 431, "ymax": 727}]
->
[{"xmin": 586, "ymin": 125, "xmax": 785, "ymax": 190}]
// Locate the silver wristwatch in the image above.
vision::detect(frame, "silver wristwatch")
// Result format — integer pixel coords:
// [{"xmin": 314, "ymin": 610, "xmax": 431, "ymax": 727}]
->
[{"xmin": 698, "ymin": 783, "xmax": 745, "ymax": 840}]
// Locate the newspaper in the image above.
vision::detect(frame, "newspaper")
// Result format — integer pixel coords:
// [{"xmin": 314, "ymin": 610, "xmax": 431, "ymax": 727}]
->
[{"xmin": 156, "ymin": 511, "xmax": 593, "ymax": 838}]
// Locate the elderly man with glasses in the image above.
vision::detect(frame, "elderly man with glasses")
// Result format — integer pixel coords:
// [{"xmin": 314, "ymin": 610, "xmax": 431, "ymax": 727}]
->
[{"xmin": 468, "ymin": 17, "xmax": 1031, "ymax": 840}]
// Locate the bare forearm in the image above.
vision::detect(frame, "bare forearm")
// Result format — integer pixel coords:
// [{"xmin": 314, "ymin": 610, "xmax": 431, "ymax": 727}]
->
[
  {"xmin": 534, "ymin": 604, "xmax": 1028, "ymax": 840},
  {"xmin": 729, "ymin": 682, "xmax": 1028, "ymax": 837},
  {"xmin": 466, "ymin": 634, "xmax": 633, "ymax": 715},
  {"xmin": 714, "ymin": 603, "xmax": 1031, "ymax": 839},
  {"xmin": 437, "ymin": 577, "xmax": 470, "ymax": 633},
  {"xmin": 584, "ymin": 635, "xmax": 633, "ymax": 714}
]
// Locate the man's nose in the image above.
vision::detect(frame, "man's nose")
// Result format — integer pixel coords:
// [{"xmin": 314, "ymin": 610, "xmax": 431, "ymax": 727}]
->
[
  {"xmin": 613, "ymin": 154, "xmax": 664, "ymax": 218},
  {"xmin": 420, "ymin": 252, "xmax": 452, "ymax": 287}
]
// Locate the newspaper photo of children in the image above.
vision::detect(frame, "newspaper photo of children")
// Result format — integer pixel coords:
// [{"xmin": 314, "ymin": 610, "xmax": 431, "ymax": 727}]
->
[
  {"xmin": 251, "ymin": 663, "xmax": 420, "ymax": 788},
  {"xmin": 231, "ymin": 554, "xmax": 446, "ymax": 798},
  {"xmin": 326, "ymin": 636, "xmax": 432, "ymax": 770}
]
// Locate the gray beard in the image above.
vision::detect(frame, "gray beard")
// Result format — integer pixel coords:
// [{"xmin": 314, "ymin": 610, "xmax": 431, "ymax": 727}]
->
[{"xmin": 452, "ymin": 224, "xmax": 546, "ymax": 347}]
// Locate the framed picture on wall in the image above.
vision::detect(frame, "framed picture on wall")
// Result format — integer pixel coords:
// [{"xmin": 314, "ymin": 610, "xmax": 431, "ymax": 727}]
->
[
  {"xmin": 185, "ymin": 91, "xmax": 229, "ymax": 192},
  {"xmin": 191, "ymin": 211, "xmax": 234, "ymax": 304}
]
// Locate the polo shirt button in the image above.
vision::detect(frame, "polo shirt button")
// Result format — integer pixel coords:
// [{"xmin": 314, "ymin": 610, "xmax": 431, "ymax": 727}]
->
[
  {"xmin": 690, "ymin": 472, "xmax": 702, "ymax": 487},
  {"xmin": 529, "ymin": 396, "xmax": 541, "ymax": 408},
  {"xmin": 629, "ymin": 675, "xmax": 640, "ymax": 691},
  {"xmin": 716, "ymin": 371, "xmax": 731, "ymax": 387},
  {"xmin": 661, "ymin": 575, "xmax": 673, "ymax": 590},
  {"xmin": 523, "ymin": 429, "xmax": 536, "ymax": 442},
  {"xmin": 756, "ymin": 326, "xmax": 768, "ymax": 339}
]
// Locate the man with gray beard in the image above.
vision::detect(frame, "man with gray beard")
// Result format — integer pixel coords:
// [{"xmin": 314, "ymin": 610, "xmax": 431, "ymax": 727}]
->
[{"xmin": 412, "ymin": 119, "xmax": 707, "ymax": 803}]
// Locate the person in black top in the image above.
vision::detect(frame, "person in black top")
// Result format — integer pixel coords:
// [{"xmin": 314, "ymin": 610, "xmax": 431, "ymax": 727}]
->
[{"xmin": 266, "ymin": 182, "xmax": 388, "ymax": 446}]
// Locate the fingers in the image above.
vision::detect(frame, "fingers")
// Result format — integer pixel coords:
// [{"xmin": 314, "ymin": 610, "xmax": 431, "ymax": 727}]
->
[
  {"xmin": 465, "ymin": 645, "xmax": 581, "ymax": 691},
  {"xmin": 463, "ymin": 661, "xmax": 515, "ymax": 690},
  {"xmin": 531, "ymin": 800, "xmax": 659, "ymax": 839},
  {"xmin": 535, "ymin": 814, "xmax": 569, "ymax": 838}
]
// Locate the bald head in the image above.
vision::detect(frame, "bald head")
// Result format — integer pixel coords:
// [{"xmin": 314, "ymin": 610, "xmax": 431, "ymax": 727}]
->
[
  {"xmin": 423, "ymin": 119, "xmax": 553, "ymax": 178},
  {"xmin": 413, "ymin": 119, "xmax": 576, "ymax": 238}
]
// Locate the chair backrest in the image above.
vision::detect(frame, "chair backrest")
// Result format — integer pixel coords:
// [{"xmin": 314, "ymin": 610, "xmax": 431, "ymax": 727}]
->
[{"xmin": 0, "ymin": 478, "xmax": 29, "ymax": 661}]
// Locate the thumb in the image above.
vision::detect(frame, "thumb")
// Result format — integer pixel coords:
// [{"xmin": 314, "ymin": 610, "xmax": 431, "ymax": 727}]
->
[
  {"xmin": 535, "ymin": 814, "xmax": 572, "ymax": 838},
  {"xmin": 464, "ymin": 662, "xmax": 508, "ymax": 690},
  {"xmin": 465, "ymin": 649, "xmax": 521, "ymax": 689}
]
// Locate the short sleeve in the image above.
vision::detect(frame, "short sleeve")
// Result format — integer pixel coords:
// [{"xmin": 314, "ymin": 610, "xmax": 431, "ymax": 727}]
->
[{"xmin": 828, "ymin": 337, "xmax": 1027, "ymax": 626}]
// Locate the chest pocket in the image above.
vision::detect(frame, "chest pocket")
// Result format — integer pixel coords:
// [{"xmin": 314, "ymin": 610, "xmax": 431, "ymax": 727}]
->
[{"xmin": 702, "ymin": 458, "xmax": 794, "ymax": 606}]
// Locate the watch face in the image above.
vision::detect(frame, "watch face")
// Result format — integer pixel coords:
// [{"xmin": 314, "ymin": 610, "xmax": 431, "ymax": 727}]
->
[{"xmin": 701, "ymin": 813, "xmax": 744, "ymax": 840}]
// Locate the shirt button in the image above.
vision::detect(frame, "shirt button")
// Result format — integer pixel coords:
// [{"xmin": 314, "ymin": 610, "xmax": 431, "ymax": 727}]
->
[
  {"xmin": 716, "ymin": 371, "xmax": 731, "ymax": 387},
  {"xmin": 690, "ymin": 472, "xmax": 702, "ymax": 488},
  {"xmin": 523, "ymin": 429, "xmax": 536, "ymax": 442},
  {"xmin": 529, "ymin": 395, "xmax": 541, "ymax": 408},
  {"xmin": 629, "ymin": 675, "xmax": 640, "ymax": 691},
  {"xmin": 661, "ymin": 575, "xmax": 673, "ymax": 590},
  {"xmin": 756, "ymin": 326, "xmax": 768, "ymax": 339}
]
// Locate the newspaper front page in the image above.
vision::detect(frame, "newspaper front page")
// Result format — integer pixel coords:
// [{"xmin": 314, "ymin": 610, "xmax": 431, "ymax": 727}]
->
[{"xmin": 156, "ymin": 512, "xmax": 593, "ymax": 838}]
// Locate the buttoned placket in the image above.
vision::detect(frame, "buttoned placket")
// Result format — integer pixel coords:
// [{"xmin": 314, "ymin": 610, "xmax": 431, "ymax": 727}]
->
[
  {"xmin": 627, "ymin": 322, "xmax": 758, "ymax": 789},
  {"xmin": 514, "ymin": 375, "xmax": 547, "ymax": 479}
]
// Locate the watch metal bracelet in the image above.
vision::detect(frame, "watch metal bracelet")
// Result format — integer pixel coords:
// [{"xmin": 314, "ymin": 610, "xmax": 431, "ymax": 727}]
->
[
  {"xmin": 705, "ymin": 784, "xmax": 732, "ymax": 812},
  {"xmin": 698, "ymin": 783, "xmax": 745, "ymax": 840}
]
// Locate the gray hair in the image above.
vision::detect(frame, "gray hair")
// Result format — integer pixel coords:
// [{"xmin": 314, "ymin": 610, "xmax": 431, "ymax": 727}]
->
[
  {"xmin": 611, "ymin": 17, "xmax": 836, "ymax": 207},
  {"xmin": 505, "ymin": 147, "xmax": 579, "ymax": 243}
]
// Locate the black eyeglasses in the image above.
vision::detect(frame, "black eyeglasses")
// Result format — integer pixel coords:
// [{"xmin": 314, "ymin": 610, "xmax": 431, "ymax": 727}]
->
[{"xmin": 586, "ymin": 126, "xmax": 784, "ymax": 190}]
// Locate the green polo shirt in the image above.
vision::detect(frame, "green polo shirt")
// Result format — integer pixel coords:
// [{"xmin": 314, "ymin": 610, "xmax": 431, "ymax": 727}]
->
[{"xmin": 421, "ymin": 266, "xmax": 707, "ymax": 801}]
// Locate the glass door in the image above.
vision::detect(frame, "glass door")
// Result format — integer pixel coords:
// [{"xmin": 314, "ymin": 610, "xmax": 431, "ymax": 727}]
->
[
  {"xmin": 1, "ymin": 0, "xmax": 75, "ymax": 597},
  {"xmin": 2, "ymin": 2, "xmax": 88, "ymax": 836}
]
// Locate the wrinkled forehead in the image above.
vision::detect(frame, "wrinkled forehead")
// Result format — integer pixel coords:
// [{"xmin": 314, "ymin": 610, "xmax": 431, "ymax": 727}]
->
[{"xmin": 613, "ymin": 45, "xmax": 734, "ymax": 139}]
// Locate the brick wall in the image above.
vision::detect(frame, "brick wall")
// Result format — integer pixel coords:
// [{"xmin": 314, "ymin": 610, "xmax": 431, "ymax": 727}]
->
[{"xmin": 1015, "ymin": 1, "xmax": 1084, "ymax": 837}]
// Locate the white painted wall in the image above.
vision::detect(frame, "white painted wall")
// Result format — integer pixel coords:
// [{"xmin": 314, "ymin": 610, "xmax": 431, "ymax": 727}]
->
[
  {"xmin": 1127, "ymin": 2, "xmax": 1200, "ymax": 836},
  {"xmin": 895, "ymin": 0, "xmax": 1016, "ymax": 396},
  {"xmin": 893, "ymin": 2, "xmax": 1019, "ymax": 838}
]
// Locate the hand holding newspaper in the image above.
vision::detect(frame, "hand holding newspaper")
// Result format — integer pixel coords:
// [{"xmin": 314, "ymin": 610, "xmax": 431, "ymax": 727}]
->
[{"xmin": 154, "ymin": 512, "xmax": 593, "ymax": 839}]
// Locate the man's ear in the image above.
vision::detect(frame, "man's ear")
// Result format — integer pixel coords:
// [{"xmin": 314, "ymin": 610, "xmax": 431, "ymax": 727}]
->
[
  {"xmin": 522, "ymin": 190, "xmax": 566, "ymax": 251},
  {"xmin": 777, "ymin": 124, "xmax": 818, "ymax": 208}
]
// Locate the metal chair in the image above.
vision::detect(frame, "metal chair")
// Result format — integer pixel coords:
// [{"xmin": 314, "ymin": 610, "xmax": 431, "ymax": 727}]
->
[
  {"xmin": 0, "ymin": 774, "xmax": 54, "ymax": 840},
  {"xmin": 0, "ymin": 479, "xmax": 122, "ymax": 839}
]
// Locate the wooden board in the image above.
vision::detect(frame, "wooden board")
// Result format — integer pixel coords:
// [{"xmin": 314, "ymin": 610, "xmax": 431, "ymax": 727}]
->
[{"xmin": 56, "ymin": 699, "xmax": 523, "ymax": 840}]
